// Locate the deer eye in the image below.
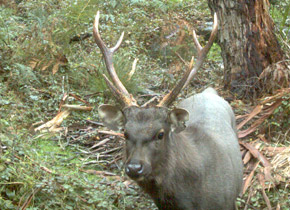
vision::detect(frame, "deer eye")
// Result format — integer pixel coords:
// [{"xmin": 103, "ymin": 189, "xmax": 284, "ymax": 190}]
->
[
  {"xmin": 156, "ymin": 129, "xmax": 165, "ymax": 140},
  {"xmin": 124, "ymin": 131, "xmax": 129, "ymax": 139}
]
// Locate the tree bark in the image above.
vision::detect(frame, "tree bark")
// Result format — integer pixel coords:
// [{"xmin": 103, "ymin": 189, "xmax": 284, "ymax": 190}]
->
[{"xmin": 208, "ymin": 0, "xmax": 288, "ymax": 98}]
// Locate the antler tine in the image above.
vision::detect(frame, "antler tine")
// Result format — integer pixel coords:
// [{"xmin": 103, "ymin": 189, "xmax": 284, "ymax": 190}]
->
[
  {"xmin": 111, "ymin": 31, "xmax": 125, "ymax": 53},
  {"xmin": 184, "ymin": 13, "xmax": 218, "ymax": 87},
  {"xmin": 93, "ymin": 11, "xmax": 137, "ymax": 106},
  {"xmin": 94, "ymin": 11, "xmax": 125, "ymax": 54},
  {"xmin": 192, "ymin": 30, "xmax": 202, "ymax": 54},
  {"xmin": 158, "ymin": 13, "xmax": 218, "ymax": 107}
]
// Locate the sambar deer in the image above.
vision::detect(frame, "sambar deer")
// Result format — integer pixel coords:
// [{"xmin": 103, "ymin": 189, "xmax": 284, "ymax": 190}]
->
[{"xmin": 93, "ymin": 11, "xmax": 243, "ymax": 210}]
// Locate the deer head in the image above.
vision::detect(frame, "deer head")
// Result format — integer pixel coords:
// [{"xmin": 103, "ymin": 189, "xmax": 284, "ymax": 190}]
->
[{"xmin": 93, "ymin": 11, "xmax": 218, "ymax": 180}]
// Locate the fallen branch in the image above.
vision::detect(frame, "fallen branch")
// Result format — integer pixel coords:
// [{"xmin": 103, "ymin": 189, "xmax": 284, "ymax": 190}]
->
[
  {"xmin": 69, "ymin": 93, "xmax": 90, "ymax": 105},
  {"xmin": 34, "ymin": 109, "xmax": 71, "ymax": 132},
  {"xmin": 34, "ymin": 105, "xmax": 93, "ymax": 133},
  {"xmin": 61, "ymin": 104, "xmax": 93, "ymax": 111},
  {"xmin": 98, "ymin": 130, "xmax": 124, "ymax": 137}
]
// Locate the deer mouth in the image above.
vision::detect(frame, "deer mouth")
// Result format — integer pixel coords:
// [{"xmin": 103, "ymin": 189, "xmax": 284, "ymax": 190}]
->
[{"xmin": 127, "ymin": 172, "xmax": 151, "ymax": 182}]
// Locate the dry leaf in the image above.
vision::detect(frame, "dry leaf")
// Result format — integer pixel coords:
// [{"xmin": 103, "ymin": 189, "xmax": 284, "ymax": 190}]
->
[
  {"xmin": 240, "ymin": 142, "xmax": 271, "ymax": 168},
  {"xmin": 243, "ymin": 151, "xmax": 252, "ymax": 165},
  {"xmin": 127, "ymin": 58, "xmax": 138, "ymax": 81},
  {"xmin": 28, "ymin": 59, "xmax": 40, "ymax": 69},
  {"xmin": 243, "ymin": 161, "xmax": 259, "ymax": 194},
  {"xmin": 258, "ymin": 134, "xmax": 269, "ymax": 143},
  {"xmin": 41, "ymin": 60, "xmax": 54, "ymax": 71},
  {"xmin": 257, "ymin": 173, "xmax": 272, "ymax": 210},
  {"xmin": 238, "ymin": 100, "xmax": 282, "ymax": 138},
  {"xmin": 80, "ymin": 169, "xmax": 116, "ymax": 176},
  {"xmin": 52, "ymin": 61, "xmax": 60, "ymax": 74},
  {"xmin": 237, "ymin": 105, "xmax": 263, "ymax": 130}
]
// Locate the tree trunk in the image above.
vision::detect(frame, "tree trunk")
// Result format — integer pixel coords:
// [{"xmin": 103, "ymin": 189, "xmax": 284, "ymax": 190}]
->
[{"xmin": 208, "ymin": 0, "xmax": 288, "ymax": 98}]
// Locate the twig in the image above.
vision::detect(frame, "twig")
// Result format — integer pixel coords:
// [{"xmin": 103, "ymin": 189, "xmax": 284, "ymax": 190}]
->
[
  {"xmin": 80, "ymin": 169, "xmax": 117, "ymax": 176},
  {"xmin": 262, "ymin": 146, "xmax": 288, "ymax": 155},
  {"xmin": 243, "ymin": 184, "xmax": 256, "ymax": 210},
  {"xmin": 61, "ymin": 104, "xmax": 93, "ymax": 111},
  {"xmin": 237, "ymin": 105, "xmax": 263, "ymax": 130},
  {"xmin": 86, "ymin": 120, "xmax": 103, "ymax": 126},
  {"xmin": 141, "ymin": 96, "xmax": 159, "ymax": 107},
  {"xmin": 70, "ymin": 129, "xmax": 98, "ymax": 143},
  {"xmin": 100, "ymin": 146, "xmax": 122, "ymax": 155},
  {"xmin": 14, "ymin": 154, "xmax": 54, "ymax": 174},
  {"xmin": 90, "ymin": 138, "xmax": 111, "ymax": 149},
  {"xmin": 238, "ymin": 98, "xmax": 283, "ymax": 138},
  {"xmin": 68, "ymin": 93, "xmax": 90, "ymax": 105},
  {"xmin": 243, "ymin": 161, "xmax": 260, "ymax": 194},
  {"xmin": 108, "ymin": 155, "xmax": 123, "ymax": 166},
  {"xmin": 174, "ymin": 51, "xmax": 188, "ymax": 66},
  {"xmin": 20, "ymin": 187, "xmax": 42, "ymax": 210},
  {"xmin": 98, "ymin": 130, "xmax": 124, "ymax": 137},
  {"xmin": 257, "ymin": 173, "xmax": 272, "ymax": 210}
]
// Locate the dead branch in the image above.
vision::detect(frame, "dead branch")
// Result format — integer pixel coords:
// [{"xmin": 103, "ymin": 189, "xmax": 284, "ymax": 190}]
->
[
  {"xmin": 61, "ymin": 104, "xmax": 93, "ymax": 111},
  {"xmin": 239, "ymin": 141, "xmax": 272, "ymax": 181}
]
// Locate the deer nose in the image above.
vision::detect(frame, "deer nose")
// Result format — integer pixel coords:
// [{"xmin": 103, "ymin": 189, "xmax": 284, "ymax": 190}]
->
[{"xmin": 125, "ymin": 161, "xmax": 144, "ymax": 178}]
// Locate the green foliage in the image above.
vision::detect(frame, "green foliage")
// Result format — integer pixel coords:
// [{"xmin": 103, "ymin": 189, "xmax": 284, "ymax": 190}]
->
[
  {"xmin": 1, "ymin": 0, "xmax": 289, "ymax": 209},
  {"xmin": 238, "ymin": 186, "xmax": 290, "ymax": 210},
  {"xmin": 268, "ymin": 94, "xmax": 290, "ymax": 137},
  {"xmin": 207, "ymin": 43, "xmax": 222, "ymax": 61},
  {"xmin": 0, "ymin": 139, "xmax": 136, "ymax": 209},
  {"xmin": 0, "ymin": 1, "xmax": 207, "ymax": 209},
  {"xmin": 270, "ymin": 0, "xmax": 290, "ymax": 52}
]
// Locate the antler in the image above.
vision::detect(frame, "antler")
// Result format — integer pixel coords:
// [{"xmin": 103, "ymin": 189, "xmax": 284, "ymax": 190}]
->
[
  {"xmin": 158, "ymin": 13, "xmax": 218, "ymax": 107},
  {"xmin": 93, "ymin": 11, "xmax": 137, "ymax": 107}
]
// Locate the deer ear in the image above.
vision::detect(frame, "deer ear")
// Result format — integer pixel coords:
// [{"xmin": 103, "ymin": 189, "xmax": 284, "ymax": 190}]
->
[
  {"xmin": 169, "ymin": 108, "xmax": 189, "ymax": 133},
  {"xmin": 98, "ymin": 104, "xmax": 125, "ymax": 131}
]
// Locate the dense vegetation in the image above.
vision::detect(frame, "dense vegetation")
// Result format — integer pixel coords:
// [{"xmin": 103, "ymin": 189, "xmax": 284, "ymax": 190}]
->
[{"xmin": 0, "ymin": 0, "xmax": 289, "ymax": 209}]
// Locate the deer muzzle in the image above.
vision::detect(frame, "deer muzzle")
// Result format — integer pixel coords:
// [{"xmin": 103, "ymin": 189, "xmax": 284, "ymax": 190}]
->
[{"xmin": 125, "ymin": 160, "xmax": 151, "ymax": 180}]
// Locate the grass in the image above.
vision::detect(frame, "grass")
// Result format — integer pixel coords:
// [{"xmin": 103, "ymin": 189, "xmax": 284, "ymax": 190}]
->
[
  {"xmin": 1, "ymin": 130, "xmax": 156, "ymax": 209},
  {"xmin": 0, "ymin": 0, "xmax": 289, "ymax": 209}
]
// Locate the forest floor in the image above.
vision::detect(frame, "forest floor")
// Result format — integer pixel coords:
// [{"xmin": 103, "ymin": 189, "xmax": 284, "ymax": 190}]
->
[{"xmin": 1, "ymin": 1, "xmax": 290, "ymax": 210}]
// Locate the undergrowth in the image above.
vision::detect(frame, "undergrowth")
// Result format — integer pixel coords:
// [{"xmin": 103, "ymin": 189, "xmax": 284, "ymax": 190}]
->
[{"xmin": 0, "ymin": 0, "xmax": 289, "ymax": 209}]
